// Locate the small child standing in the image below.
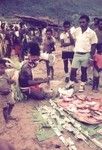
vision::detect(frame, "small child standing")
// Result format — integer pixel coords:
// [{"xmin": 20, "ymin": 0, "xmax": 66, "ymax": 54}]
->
[
  {"xmin": 42, "ymin": 28, "xmax": 56, "ymax": 80},
  {"xmin": 0, "ymin": 58, "xmax": 15, "ymax": 133},
  {"xmin": 92, "ymin": 44, "xmax": 102, "ymax": 91}
]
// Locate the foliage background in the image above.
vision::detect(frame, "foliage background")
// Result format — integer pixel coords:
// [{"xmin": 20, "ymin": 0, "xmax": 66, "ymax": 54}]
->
[{"xmin": 0, "ymin": 0, "xmax": 102, "ymax": 23}]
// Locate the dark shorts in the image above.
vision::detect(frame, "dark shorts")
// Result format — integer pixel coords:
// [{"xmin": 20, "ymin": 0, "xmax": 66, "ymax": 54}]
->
[{"xmin": 62, "ymin": 51, "xmax": 74, "ymax": 59}]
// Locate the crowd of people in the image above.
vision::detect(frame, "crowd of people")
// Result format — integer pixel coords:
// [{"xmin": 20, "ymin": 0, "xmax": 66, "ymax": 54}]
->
[{"xmin": 0, "ymin": 14, "xmax": 102, "ymax": 141}]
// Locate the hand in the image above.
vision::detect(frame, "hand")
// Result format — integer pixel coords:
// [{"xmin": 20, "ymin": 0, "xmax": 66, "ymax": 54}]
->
[
  {"xmin": 8, "ymin": 79, "xmax": 15, "ymax": 84},
  {"xmin": 67, "ymin": 29, "xmax": 71, "ymax": 34}
]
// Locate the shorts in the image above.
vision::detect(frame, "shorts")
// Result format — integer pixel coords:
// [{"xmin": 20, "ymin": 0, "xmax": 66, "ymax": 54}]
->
[
  {"xmin": 62, "ymin": 51, "xmax": 74, "ymax": 59},
  {"xmin": 72, "ymin": 52, "xmax": 90, "ymax": 68}
]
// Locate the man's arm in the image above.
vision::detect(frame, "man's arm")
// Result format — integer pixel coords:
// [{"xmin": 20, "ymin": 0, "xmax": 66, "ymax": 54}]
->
[
  {"xmin": 90, "ymin": 31, "xmax": 98, "ymax": 58},
  {"xmin": 28, "ymin": 78, "xmax": 50, "ymax": 86},
  {"xmin": 68, "ymin": 31, "xmax": 75, "ymax": 45},
  {"xmin": 60, "ymin": 32, "xmax": 75, "ymax": 47},
  {"xmin": 90, "ymin": 44, "xmax": 97, "ymax": 59}
]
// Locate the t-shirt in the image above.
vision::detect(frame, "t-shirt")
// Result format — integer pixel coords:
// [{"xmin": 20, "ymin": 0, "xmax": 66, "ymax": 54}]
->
[
  {"xmin": 95, "ymin": 28, "xmax": 102, "ymax": 44},
  {"xmin": 60, "ymin": 31, "xmax": 74, "ymax": 52},
  {"xmin": 18, "ymin": 63, "xmax": 33, "ymax": 87},
  {"xmin": 72, "ymin": 27, "xmax": 98, "ymax": 53},
  {"xmin": 94, "ymin": 54, "xmax": 102, "ymax": 68},
  {"xmin": 42, "ymin": 36, "xmax": 56, "ymax": 54}
]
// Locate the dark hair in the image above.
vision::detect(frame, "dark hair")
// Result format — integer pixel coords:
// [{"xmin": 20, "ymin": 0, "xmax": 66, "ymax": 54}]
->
[
  {"xmin": 0, "ymin": 58, "xmax": 6, "ymax": 66},
  {"xmin": 97, "ymin": 43, "xmax": 102, "ymax": 51},
  {"xmin": 63, "ymin": 21, "xmax": 71, "ymax": 27},
  {"xmin": 46, "ymin": 28, "xmax": 53, "ymax": 34},
  {"xmin": 94, "ymin": 17, "xmax": 99, "ymax": 21},
  {"xmin": 28, "ymin": 42, "xmax": 40, "ymax": 56},
  {"xmin": 79, "ymin": 15, "xmax": 90, "ymax": 22},
  {"xmin": 98, "ymin": 18, "xmax": 102, "ymax": 24},
  {"xmin": 1, "ymin": 22, "xmax": 5, "ymax": 28}
]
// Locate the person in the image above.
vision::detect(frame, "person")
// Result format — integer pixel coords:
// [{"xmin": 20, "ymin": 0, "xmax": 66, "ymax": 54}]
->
[
  {"xmin": 94, "ymin": 18, "xmax": 102, "ymax": 46},
  {"xmin": 66, "ymin": 15, "xmax": 98, "ymax": 92},
  {"xmin": 13, "ymin": 26, "xmax": 21, "ymax": 60},
  {"xmin": 0, "ymin": 22, "xmax": 6, "ymax": 35},
  {"xmin": 42, "ymin": 27, "xmax": 47, "ymax": 41},
  {"xmin": 34, "ymin": 28, "xmax": 42, "ymax": 45},
  {"xmin": 0, "ymin": 58, "xmax": 15, "ymax": 134},
  {"xmin": 20, "ymin": 32, "xmax": 29, "ymax": 61},
  {"xmin": 0, "ymin": 34, "xmax": 5, "ymax": 57},
  {"xmin": 18, "ymin": 42, "xmax": 56, "ymax": 100},
  {"xmin": 4, "ymin": 33, "xmax": 13, "ymax": 58},
  {"xmin": 60, "ymin": 21, "xmax": 74, "ymax": 82},
  {"xmin": 91, "ymin": 17, "xmax": 99, "ymax": 30},
  {"xmin": 42, "ymin": 28, "xmax": 56, "ymax": 79},
  {"xmin": 88, "ymin": 18, "xmax": 102, "ymax": 84},
  {"xmin": 92, "ymin": 44, "xmax": 102, "ymax": 92}
]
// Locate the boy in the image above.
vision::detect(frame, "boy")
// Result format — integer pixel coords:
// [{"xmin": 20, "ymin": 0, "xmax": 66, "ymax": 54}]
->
[
  {"xmin": 92, "ymin": 44, "xmax": 102, "ymax": 91},
  {"xmin": 60, "ymin": 21, "xmax": 74, "ymax": 83},
  {"xmin": 42, "ymin": 28, "xmax": 55, "ymax": 80},
  {"xmin": 0, "ymin": 58, "xmax": 15, "ymax": 131},
  {"xmin": 19, "ymin": 42, "xmax": 56, "ymax": 100}
]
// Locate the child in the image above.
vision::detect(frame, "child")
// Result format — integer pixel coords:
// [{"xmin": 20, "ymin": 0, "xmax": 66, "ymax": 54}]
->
[
  {"xmin": 0, "ymin": 58, "xmax": 15, "ymax": 129},
  {"xmin": 92, "ymin": 44, "xmax": 102, "ymax": 91},
  {"xmin": 60, "ymin": 21, "xmax": 74, "ymax": 83},
  {"xmin": 42, "ymin": 28, "xmax": 56, "ymax": 79}
]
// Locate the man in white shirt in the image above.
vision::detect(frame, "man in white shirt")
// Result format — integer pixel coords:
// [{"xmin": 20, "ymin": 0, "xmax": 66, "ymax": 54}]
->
[
  {"xmin": 60, "ymin": 21, "xmax": 74, "ymax": 83},
  {"xmin": 66, "ymin": 15, "xmax": 98, "ymax": 92}
]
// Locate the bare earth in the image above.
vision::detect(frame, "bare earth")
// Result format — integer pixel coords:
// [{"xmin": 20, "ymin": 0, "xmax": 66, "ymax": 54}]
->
[{"xmin": 0, "ymin": 43, "xmax": 102, "ymax": 150}]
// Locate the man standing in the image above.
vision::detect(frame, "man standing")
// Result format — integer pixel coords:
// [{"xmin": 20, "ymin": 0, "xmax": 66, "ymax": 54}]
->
[{"xmin": 66, "ymin": 15, "xmax": 98, "ymax": 92}]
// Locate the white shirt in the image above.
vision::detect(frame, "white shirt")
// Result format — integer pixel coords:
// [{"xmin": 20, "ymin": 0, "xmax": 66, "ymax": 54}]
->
[
  {"xmin": 72, "ymin": 27, "xmax": 98, "ymax": 53},
  {"xmin": 60, "ymin": 31, "xmax": 74, "ymax": 52},
  {"xmin": 42, "ymin": 28, "xmax": 47, "ymax": 41}
]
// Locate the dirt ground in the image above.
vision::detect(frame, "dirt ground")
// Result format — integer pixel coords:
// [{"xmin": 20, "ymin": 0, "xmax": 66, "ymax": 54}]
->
[{"xmin": 0, "ymin": 43, "xmax": 102, "ymax": 150}]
